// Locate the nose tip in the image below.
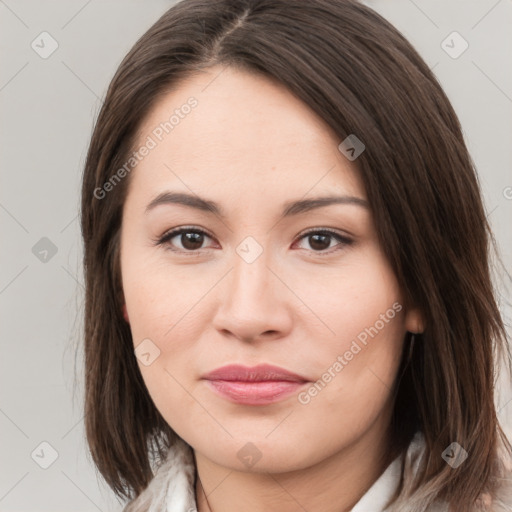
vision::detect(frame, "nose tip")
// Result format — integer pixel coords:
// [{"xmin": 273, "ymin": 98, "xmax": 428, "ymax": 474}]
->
[{"xmin": 212, "ymin": 257, "xmax": 292, "ymax": 344}]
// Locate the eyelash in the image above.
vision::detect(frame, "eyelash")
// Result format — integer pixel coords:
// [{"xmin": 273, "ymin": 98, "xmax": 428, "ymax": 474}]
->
[{"xmin": 153, "ymin": 226, "xmax": 354, "ymax": 257}]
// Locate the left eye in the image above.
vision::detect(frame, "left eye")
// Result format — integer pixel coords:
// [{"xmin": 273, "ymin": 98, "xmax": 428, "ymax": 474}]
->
[
  {"xmin": 294, "ymin": 229, "xmax": 353, "ymax": 253},
  {"xmin": 156, "ymin": 227, "xmax": 352, "ymax": 255},
  {"xmin": 157, "ymin": 228, "xmax": 215, "ymax": 252}
]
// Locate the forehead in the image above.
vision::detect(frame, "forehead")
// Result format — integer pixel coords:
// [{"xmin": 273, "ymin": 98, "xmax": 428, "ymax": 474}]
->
[{"xmin": 128, "ymin": 66, "xmax": 365, "ymax": 205}]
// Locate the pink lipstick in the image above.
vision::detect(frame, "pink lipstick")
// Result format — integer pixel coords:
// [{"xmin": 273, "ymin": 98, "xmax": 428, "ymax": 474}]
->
[{"xmin": 202, "ymin": 363, "xmax": 309, "ymax": 405}]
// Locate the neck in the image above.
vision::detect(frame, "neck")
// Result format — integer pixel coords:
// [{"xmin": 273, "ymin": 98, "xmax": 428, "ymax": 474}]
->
[{"xmin": 194, "ymin": 412, "xmax": 395, "ymax": 512}]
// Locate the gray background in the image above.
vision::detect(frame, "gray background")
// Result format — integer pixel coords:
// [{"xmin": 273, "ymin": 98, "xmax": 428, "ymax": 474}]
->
[{"xmin": 1, "ymin": 1, "xmax": 511, "ymax": 510}]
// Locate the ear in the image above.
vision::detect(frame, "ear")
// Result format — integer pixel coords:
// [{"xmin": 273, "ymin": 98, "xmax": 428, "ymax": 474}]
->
[
  {"xmin": 404, "ymin": 306, "xmax": 424, "ymax": 334},
  {"xmin": 122, "ymin": 303, "xmax": 130, "ymax": 323}
]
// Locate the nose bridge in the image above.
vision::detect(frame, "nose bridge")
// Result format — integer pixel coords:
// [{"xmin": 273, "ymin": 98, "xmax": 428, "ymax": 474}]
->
[
  {"xmin": 229, "ymin": 237, "xmax": 273, "ymax": 307},
  {"xmin": 212, "ymin": 235, "xmax": 289, "ymax": 340}
]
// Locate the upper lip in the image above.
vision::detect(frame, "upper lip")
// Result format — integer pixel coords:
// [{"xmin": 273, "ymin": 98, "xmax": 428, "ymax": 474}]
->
[{"xmin": 202, "ymin": 364, "xmax": 309, "ymax": 383}]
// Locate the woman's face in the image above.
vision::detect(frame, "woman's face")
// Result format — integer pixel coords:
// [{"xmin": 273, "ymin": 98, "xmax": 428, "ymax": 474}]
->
[{"xmin": 120, "ymin": 65, "xmax": 421, "ymax": 472}]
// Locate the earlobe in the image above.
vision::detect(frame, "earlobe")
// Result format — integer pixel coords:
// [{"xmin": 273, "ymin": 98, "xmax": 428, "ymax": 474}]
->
[
  {"xmin": 122, "ymin": 303, "xmax": 130, "ymax": 323},
  {"xmin": 405, "ymin": 307, "xmax": 424, "ymax": 334}
]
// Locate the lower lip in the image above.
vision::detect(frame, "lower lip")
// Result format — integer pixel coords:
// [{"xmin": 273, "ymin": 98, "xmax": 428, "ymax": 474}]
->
[{"xmin": 204, "ymin": 379, "xmax": 307, "ymax": 405}]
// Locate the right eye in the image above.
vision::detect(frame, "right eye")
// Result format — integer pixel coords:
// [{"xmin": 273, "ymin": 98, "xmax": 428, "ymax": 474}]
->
[{"xmin": 155, "ymin": 226, "xmax": 217, "ymax": 254}]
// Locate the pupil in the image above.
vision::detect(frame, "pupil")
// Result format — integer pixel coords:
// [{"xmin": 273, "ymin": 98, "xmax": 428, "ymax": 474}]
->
[
  {"xmin": 182, "ymin": 232, "xmax": 203, "ymax": 250},
  {"xmin": 310, "ymin": 234, "xmax": 330, "ymax": 251}
]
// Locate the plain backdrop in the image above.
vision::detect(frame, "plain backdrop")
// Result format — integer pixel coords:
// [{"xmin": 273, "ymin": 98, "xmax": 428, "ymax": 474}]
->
[{"xmin": 1, "ymin": 1, "xmax": 511, "ymax": 511}]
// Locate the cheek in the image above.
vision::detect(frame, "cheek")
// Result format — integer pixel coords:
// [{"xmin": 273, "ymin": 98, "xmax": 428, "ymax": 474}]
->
[
  {"xmin": 121, "ymin": 253, "xmax": 213, "ymax": 414},
  {"xmin": 293, "ymin": 301, "xmax": 404, "ymax": 465},
  {"xmin": 122, "ymin": 249, "xmax": 202, "ymax": 342},
  {"xmin": 293, "ymin": 254, "xmax": 405, "ymax": 421},
  {"xmin": 289, "ymin": 249, "xmax": 404, "ymax": 357}
]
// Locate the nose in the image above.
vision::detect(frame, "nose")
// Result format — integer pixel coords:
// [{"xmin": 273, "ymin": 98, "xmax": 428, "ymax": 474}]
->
[{"xmin": 212, "ymin": 248, "xmax": 293, "ymax": 344}]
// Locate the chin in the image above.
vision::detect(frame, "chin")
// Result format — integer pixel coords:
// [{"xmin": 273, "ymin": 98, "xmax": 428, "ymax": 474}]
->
[{"xmin": 194, "ymin": 434, "xmax": 325, "ymax": 474}]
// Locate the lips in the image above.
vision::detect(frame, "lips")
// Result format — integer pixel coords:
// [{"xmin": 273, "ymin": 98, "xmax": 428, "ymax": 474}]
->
[
  {"xmin": 201, "ymin": 364, "xmax": 309, "ymax": 405},
  {"xmin": 202, "ymin": 363, "xmax": 309, "ymax": 382}
]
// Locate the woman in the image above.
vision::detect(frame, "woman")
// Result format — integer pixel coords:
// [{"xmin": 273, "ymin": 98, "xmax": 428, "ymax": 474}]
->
[{"xmin": 80, "ymin": 0, "xmax": 512, "ymax": 510}]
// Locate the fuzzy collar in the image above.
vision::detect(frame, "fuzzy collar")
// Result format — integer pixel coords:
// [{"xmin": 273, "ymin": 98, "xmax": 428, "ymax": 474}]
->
[{"xmin": 123, "ymin": 432, "xmax": 512, "ymax": 512}]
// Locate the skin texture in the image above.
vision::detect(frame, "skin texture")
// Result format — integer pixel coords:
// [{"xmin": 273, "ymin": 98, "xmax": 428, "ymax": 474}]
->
[{"xmin": 120, "ymin": 65, "xmax": 424, "ymax": 512}]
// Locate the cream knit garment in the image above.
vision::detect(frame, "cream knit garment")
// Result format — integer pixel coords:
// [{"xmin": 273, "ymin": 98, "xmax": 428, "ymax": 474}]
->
[{"xmin": 123, "ymin": 432, "xmax": 512, "ymax": 512}]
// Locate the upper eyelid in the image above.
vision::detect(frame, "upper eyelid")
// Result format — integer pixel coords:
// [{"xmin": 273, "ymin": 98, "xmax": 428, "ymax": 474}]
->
[
  {"xmin": 159, "ymin": 225, "xmax": 352, "ymax": 239},
  {"xmin": 157, "ymin": 226, "xmax": 353, "ymax": 250}
]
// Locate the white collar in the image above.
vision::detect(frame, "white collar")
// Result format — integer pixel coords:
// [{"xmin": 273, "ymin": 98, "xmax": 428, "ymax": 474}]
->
[
  {"xmin": 350, "ymin": 450, "xmax": 403, "ymax": 512},
  {"xmin": 123, "ymin": 431, "xmax": 512, "ymax": 512},
  {"xmin": 156, "ymin": 438, "xmax": 407, "ymax": 512}
]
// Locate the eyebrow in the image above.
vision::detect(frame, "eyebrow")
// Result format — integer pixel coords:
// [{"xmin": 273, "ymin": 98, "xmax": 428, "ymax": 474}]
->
[{"xmin": 145, "ymin": 191, "xmax": 369, "ymax": 218}]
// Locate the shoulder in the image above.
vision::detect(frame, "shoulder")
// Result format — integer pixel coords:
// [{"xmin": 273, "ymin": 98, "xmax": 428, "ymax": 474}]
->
[
  {"xmin": 488, "ymin": 438, "xmax": 512, "ymax": 512},
  {"xmin": 388, "ymin": 432, "xmax": 512, "ymax": 512},
  {"xmin": 123, "ymin": 437, "xmax": 196, "ymax": 512}
]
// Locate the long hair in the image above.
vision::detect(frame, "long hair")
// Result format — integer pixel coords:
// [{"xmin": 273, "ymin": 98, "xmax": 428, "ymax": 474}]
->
[{"xmin": 80, "ymin": 1, "xmax": 512, "ymax": 510}]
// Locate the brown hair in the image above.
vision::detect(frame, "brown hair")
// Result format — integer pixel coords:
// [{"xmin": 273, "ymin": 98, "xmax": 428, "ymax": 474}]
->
[{"xmin": 80, "ymin": 0, "xmax": 512, "ymax": 510}]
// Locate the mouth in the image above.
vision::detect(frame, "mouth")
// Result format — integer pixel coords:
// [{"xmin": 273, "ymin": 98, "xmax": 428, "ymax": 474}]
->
[{"xmin": 201, "ymin": 363, "xmax": 310, "ymax": 405}]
